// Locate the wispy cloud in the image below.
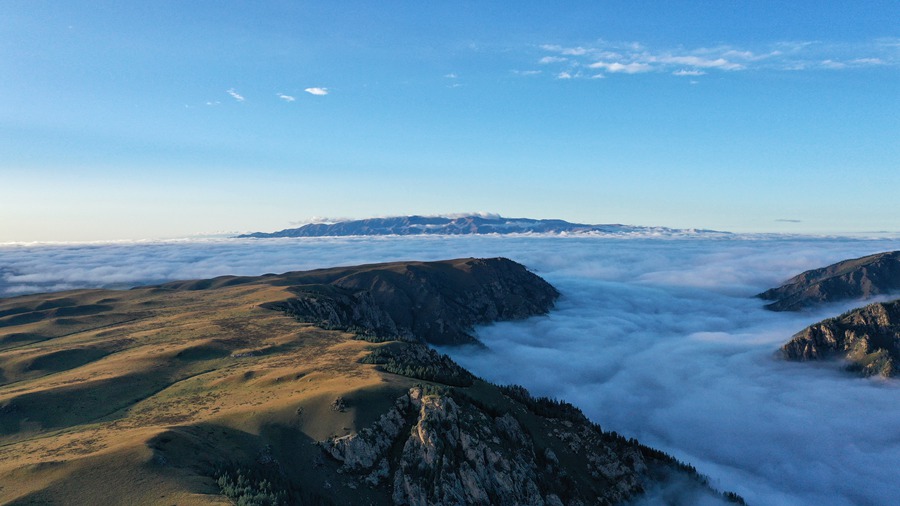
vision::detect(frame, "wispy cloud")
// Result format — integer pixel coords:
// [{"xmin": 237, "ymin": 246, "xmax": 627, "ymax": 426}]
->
[
  {"xmin": 655, "ymin": 55, "xmax": 745, "ymax": 70},
  {"xmin": 304, "ymin": 87, "xmax": 328, "ymax": 96},
  {"xmin": 444, "ymin": 73, "xmax": 458, "ymax": 79},
  {"xmin": 511, "ymin": 69, "xmax": 542, "ymax": 76},
  {"xmin": 226, "ymin": 88, "xmax": 245, "ymax": 102},
  {"xmin": 540, "ymin": 44, "xmax": 587, "ymax": 56},
  {"xmin": 276, "ymin": 93, "xmax": 295, "ymax": 102},
  {"xmin": 820, "ymin": 59, "xmax": 846, "ymax": 69},
  {"xmin": 561, "ymin": 46, "xmax": 588, "ymax": 56},
  {"xmin": 535, "ymin": 39, "xmax": 898, "ymax": 80},
  {"xmin": 852, "ymin": 57, "xmax": 884, "ymax": 65},
  {"xmin": 588, "ymin": 61, "xmax": 652, "ymax": 74},
  {"xmin": 539, "ymin": 56, "xmax": 568, "ymax": 64},
  {"xmin": 673, "ymin": 69, "xmax": 706, "ymax": 76}
]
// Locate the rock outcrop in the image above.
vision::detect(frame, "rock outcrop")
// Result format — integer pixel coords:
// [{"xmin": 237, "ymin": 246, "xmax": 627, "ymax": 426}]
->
[
  {"xmin": 758, "ymin": 250, "xmax": 900, "ymax": 311},
  {"xmin": 263, "ymin": 257, "xmax": 560, "ymax": 345},
  {"xmin": 320, "ymin": 384, "xmax": 736, "ymax": 506},
  {"xmin": 782, "ymin": 300, "xmax": 900, "ymax": 377}
]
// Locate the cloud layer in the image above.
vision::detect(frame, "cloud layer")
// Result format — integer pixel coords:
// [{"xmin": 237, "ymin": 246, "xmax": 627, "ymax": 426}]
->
[
  {"xmin": 1, "ymin": 236, "xmax": 899, "ymax": 505},
  {"xmin": 531, "ymin": 38, "xmax": 899, "ymax": 80}
]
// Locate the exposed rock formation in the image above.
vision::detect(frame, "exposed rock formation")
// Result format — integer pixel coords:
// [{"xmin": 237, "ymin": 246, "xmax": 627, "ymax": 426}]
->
[
  {"xmin": 263, "ymin": 257, "xmax": 560, "ymax": 345},
  {"xmin": 782, "ymin": 300, "xmax": 900, "ymax": 377},
  {"xmin": 758, "ymin": 250, "xmax": 900, "ymax": 311},
  {"xmin": 320, "ymin": 384, "xmax": 736, "ymax": 506}
]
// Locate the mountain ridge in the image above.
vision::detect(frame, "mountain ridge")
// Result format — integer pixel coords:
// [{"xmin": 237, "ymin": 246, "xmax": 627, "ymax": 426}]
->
[
  {"xmin": 758, "ymin": 250, "xmax": 900, "ymax": 311},
  {"xmin": 237, "ymin": 214, "xmax": 728, "ymax": 238}
]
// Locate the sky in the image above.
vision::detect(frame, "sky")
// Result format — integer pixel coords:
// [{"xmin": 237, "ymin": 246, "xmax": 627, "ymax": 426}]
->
[{"xmin": 1, "ymin": 1, "xmax": 898, "ymax": 241}]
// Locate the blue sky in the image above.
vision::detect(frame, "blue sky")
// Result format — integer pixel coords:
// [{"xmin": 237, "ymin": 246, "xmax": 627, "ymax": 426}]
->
[{"xmin": 1, "ymin": 1, "xmax": 898, "ymax": 241}]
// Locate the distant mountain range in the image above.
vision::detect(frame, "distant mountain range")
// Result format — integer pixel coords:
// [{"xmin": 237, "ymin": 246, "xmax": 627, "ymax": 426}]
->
[{"xmin": 237, "ymin": 214, "xmax": 727, "ymax": 238}]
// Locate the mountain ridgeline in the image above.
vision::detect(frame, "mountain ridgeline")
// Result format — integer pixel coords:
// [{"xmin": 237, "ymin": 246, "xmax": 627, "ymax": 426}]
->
[
  {"xmin": 760, "ymin": 250, "xmax": 900, "ymax": 377},
  {"xmin": 758, "ymin": 250, "xmax": 900, "ymax": 311},
  {"xmin": 259, "ymin": 257, "xmax": 560, "ymax": 346},
  {"xmin": 0, "ymin": 257, "xmax": 741, "ymax": 505},
  {"xmin": 237, "ymin": 214, "xmax": 725, "ymax": 238}
]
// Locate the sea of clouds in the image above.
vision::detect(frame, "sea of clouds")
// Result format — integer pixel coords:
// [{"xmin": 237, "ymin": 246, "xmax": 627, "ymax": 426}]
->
[{"xmin": 1, "ymin": 235, "xmax": 899, "ymax": 505}]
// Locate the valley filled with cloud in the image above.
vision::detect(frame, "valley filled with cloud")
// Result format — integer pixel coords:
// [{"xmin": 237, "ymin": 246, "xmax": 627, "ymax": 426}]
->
[{"xmin": 1, "ymin": 235, "xmax": 898, "ymax": 505}]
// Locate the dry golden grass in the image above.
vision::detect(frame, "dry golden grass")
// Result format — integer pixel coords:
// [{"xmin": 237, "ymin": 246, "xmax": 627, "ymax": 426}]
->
[{"xmin": 0, "ymin": 278, "xmax": 414, "ymax": 504}]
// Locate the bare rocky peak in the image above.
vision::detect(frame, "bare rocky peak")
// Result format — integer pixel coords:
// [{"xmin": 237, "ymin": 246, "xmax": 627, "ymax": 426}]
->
[{"xmin": 782, "ymin": 300, "xmax": 900, "ymax": 377}]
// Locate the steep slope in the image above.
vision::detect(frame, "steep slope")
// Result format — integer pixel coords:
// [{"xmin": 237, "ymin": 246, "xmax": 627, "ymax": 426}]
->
[
  {"xmin": 237, "ymin": 214, "xmax": 723, "ymax": 238},
  {"xmin": 0, "ymin": 258, "xmax": 740, "ymax": 505},
  {"xmin": 260, "ymin": 257, "xmax": 559, "ymax": 345},
  {"xmin": 782, "ymin": 300, "xmax": 900, "ymax": 377},
  {"xmin": 758, "ymin": 250, "xmax": 900, "ymax": 311}
]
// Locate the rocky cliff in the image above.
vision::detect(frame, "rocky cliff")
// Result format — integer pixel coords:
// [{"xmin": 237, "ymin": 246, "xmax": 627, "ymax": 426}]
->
[
  {"xmin": 782, "ymin": 300, "xmax": 900, "ymax": 377},
  {"xmin": 319, "ymin": 380, "xmax": 738, "ymax": 506},
  {"xmin": 758, "ymin": 250, "xmax": 900, "ymax": 311},
  {"xmin": 262, "ymin": 257, "xmax": 560, "ymax": 345}
]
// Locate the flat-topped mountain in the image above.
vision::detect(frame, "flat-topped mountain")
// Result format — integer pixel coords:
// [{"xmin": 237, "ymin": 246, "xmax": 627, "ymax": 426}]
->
[
  {"xmin": 758, "ymin": 250, "xmax": 900, "ymax": 311},
  {"xmin": 0, "ymin": 258, "xmax": 740, "ymax": 505},
  {"xmin": 237, "ymin": 214, "xmax": 725, "ymax": 238},
  {"xmin": 782, "ymin": 300, "xmax": 900, "ymax": 377}
]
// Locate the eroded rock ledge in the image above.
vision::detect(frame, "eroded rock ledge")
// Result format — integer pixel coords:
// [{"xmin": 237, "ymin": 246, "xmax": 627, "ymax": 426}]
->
[{"xmin": 782, "ymin": 300, "xmax": 900, "ymax": 377}]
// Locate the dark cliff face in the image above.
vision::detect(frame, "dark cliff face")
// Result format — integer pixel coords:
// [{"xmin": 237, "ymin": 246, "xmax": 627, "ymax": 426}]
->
[
  {"xmin": 782, "ymin": 300, "xmax": 900, "ymax": 377},
  {"xmin": 261, "ymin": 257, "xmax": 560, "ymax": 345},
  {"xmin": 758, "ymin": 250, "xmax": 900, "ymax": 311}
]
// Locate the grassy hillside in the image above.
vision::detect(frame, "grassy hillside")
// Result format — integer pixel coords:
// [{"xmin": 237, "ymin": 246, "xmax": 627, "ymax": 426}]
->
[{"xmin": 0, "ymin": 258, "xmax": 738, "ymax": 505}]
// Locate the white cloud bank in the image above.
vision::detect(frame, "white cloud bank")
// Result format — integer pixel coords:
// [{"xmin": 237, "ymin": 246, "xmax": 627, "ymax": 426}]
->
[
  {"xmin": 534, "ymin": 38, "xmax": 899, "ymax": 79},
  {"xmin": 304, "ymin": 87, "xmax": 328, "ymax": 96},
  {"xmin": 276, "ymin": 93, "xmax": 295, "ymax": 102},
  {"xmin": 1, "ymin": 236, "xmax": 899, "ymax": 505}
]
